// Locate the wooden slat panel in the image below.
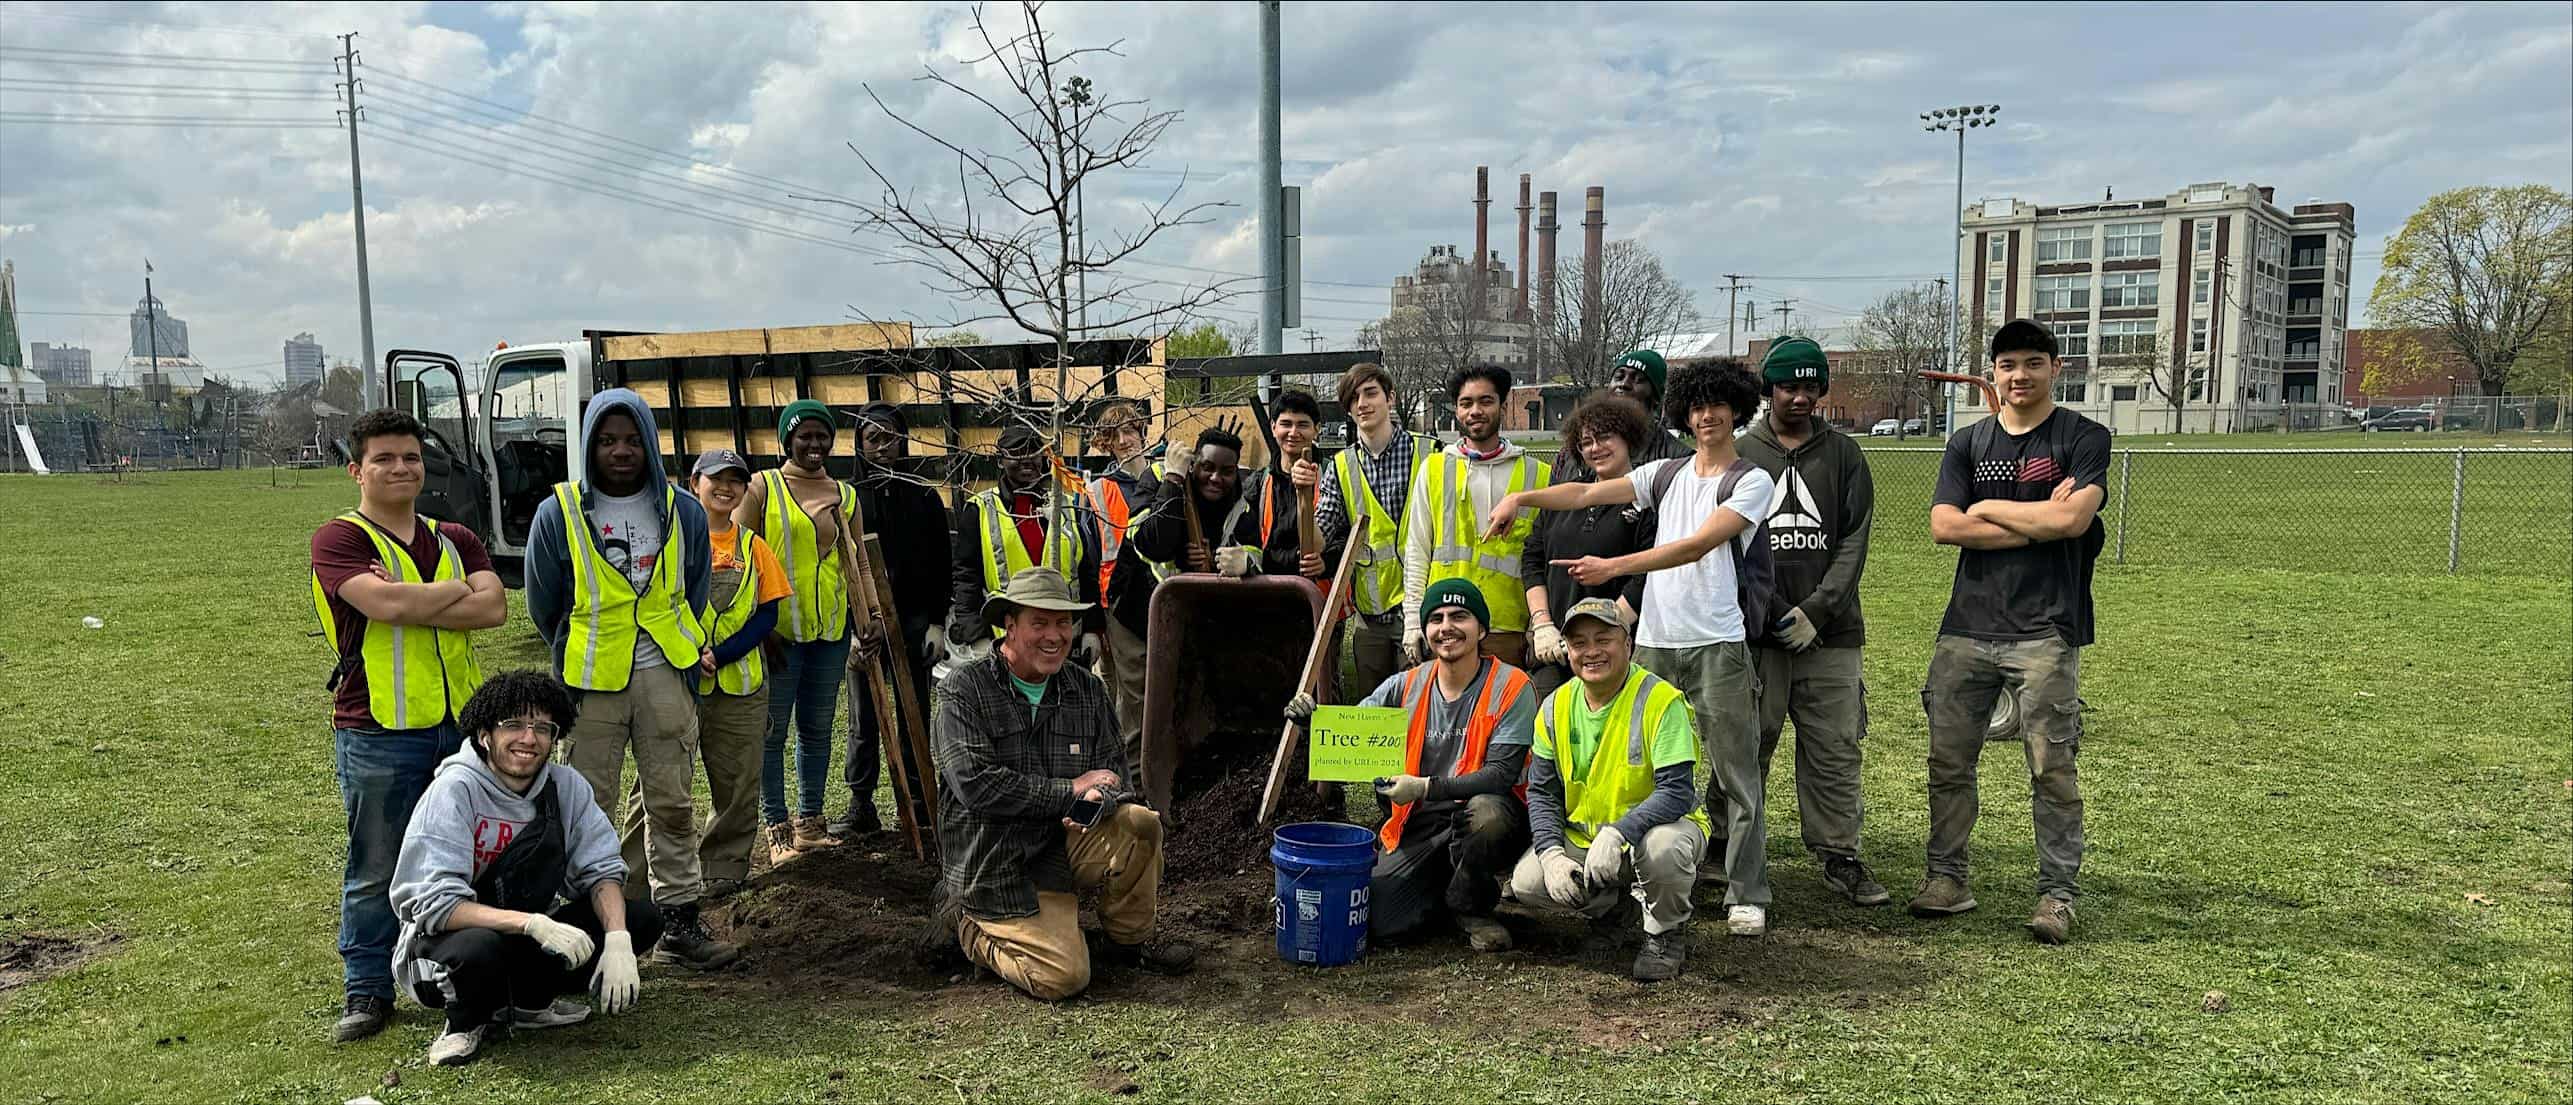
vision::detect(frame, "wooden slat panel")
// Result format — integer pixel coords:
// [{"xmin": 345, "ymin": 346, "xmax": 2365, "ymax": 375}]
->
[{"xmin": 599, "ymin": 322, "xmax": 913, "ymax": 361}]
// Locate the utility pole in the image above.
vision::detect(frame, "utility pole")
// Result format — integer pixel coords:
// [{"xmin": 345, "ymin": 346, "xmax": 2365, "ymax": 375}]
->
[
  {"xmin": 1302, "ymin": 328, "xmax": 1322, "ymax": 354},
  {"xmin": 1721, "ymin": 273, "xmax": 1746, "ymax": 357},
  {"xmin": 1773, "ymin": 299, "xmax": 1797, "ymax": 335},
  {"xmin": 1062, "ymin": 76, "xmax": 1093, "ymax": 339},
  {"xmin": 1256, "ymin": 1, "xmax": 1283, "ymax": 357},
  {"xmin": 143, "ymin": 261, "xmax": 159, "ymax": 422},
  {"xmin": 339, "ymin": 32, "xmax": 379, "ymax": 409}
]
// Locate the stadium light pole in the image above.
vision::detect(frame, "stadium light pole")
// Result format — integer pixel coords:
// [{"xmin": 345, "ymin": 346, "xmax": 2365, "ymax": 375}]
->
[{"xmin": 1923, "ymin": 103, "xmax": 1999, "ymax": 435}]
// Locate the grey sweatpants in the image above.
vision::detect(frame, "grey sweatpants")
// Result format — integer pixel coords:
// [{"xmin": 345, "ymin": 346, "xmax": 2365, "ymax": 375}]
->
[
  {"xmin": 1635, "ymin": 641, "xmax": 1767, "ymax": 907},
  {"xmin": 1714, "ymin": 644, "xmax": 1866, "ymax": 862},
  {"xmin": 1921, "ymin": 634, "xmax": 2085, "ymax": 901}
]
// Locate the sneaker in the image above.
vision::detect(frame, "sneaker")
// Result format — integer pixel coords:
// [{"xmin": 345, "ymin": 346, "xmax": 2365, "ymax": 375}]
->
[
  {"xmin": 1907, "ymin": 875, "xmax": 1979, "ymax": 918},
  {"xmin": 1455, "ymin": 914, "xmax": 1513, "ymax": 953},
  {"xmin": 510, "ymin": 998, "xmax": 592, "ymax": 1030},
  {"xmin": 652, "ymin": 903, "xmax": 742, "ymax": 970},
  {"xmin": 330, "ymin": 992, "xmax": 391, "ymax": 1043},
  {"xmin": 793, "ymin": 815, "xmax": 844, "ymax": 850},
  {"xmin": 1095, "ymin": 935, "xmax": 1196, "ymax": 976},
  {"xmin": 828, "ymin": 803, "xmax": 884, "ymax": 840},
  {"xmin": 1822, "ymin": 856, "xmax": 1893, "ymax": 907},
  {"xmin": 2026, "ymin": 897, "xmax": 2076, "ymax": 945},
  {"xmin": 1726, "ymin": 905, "xmax": 1768, "ymax": 937},
  {"xmin": 1631, "ymin": 930, "xmax": 1687, "ymax": 982},
  {"xmin": 766, "ymin": 822, "xmax": 802, "ymax": 867},
  {"xmin": 427, "ymin": 1023, "xmax": 488, "ymax": 1066}
]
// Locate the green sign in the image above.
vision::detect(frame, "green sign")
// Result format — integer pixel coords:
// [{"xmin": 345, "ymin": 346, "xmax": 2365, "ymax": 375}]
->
[{"xmin": 1306, "ymin": 705, "xmax": 1410, "ymax": 783}]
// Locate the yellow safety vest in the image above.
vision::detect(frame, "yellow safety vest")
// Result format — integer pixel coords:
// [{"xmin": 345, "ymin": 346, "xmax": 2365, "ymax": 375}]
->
[
  {"xmin": 1332, "ymin": 433, "xmax": 1434, "ymax": 618},
  {"xmin": 1541, "ymin": 664, "xmax": 1707, "ymax": 850},
  {"xmin": 759, "ymin": 469, "xmax": 859, "ymax": 643},
  {"xmin": 704, "ymin": 527, "xmax": 768, "ymax": 697},
  {"xmin": 553, "ymin": 482, "xmax": 706, "ymax": 692},
  {"xmin": 1417, "ymin": 451, "xmax": 1549, "ymax": 631},
  {"xmin": 310, "ymin": 512, "xmax": 485, "ymax": 730},
  {"xmin": 973, "ymin": 487, "xmax": 1085, "ymax": 638},
  {"xmin": 1088, "ymin": 465, "xmax": 1172, "ymax": 603}
]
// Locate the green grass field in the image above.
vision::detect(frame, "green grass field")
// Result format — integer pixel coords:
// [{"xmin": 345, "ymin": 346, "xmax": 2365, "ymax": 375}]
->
[{"xmin": 2, "ymin": 467, "xmax": 2566, "ymax": 1104}]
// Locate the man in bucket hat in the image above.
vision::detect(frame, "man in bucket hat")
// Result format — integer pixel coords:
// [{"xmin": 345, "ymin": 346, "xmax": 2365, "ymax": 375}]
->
[{"xmin": 931, "ymin": 567, "xmax": 1195, "ymax": 1001}]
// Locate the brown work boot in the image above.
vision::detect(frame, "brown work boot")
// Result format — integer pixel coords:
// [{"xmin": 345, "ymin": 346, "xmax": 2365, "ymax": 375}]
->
[
  {"xmin": 794, "ymin": 815, "xmax": 843, "ymax": 850},
  {"xmin": 2026, "ymin": 896, "xmax": 2076, "ymax": 945},
  {"xmin": 1095, "ymin": 935, "xmax": 1196, "ymax": 976},
  {"xmin": 1906, "ymin": 875, "xmax": 1978, "ymax": 918},
  {"xmin": 766, "ymin": 822, "xmax": 801, "ymax": 866},
  {"xmin": 1456, "ymin": 914, "xmax": 1513, "ymax": 953}
]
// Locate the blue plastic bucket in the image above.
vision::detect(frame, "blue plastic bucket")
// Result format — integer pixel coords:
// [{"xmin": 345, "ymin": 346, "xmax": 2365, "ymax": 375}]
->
[{"xmin": 1270, "ymin": 821, "xmax": 1376, "ymax": 967}]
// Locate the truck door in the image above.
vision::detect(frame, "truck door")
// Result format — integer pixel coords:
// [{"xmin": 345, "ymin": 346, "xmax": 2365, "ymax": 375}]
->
[
  {"xmin": 482, "ymin": 347, "xmax": 574, "ymax": 560},
  {"xmin": 384, "ymin": 350, "xmax": 490, "ymax": 541}
]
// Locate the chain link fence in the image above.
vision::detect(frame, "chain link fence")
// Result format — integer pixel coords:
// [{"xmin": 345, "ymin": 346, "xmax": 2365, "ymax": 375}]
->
[{"xmin": 1867, "ymin": 447, "xmax": 2572, "ymax": 578}]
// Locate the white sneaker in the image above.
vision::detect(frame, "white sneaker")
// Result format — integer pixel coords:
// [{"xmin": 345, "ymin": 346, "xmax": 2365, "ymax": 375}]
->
[
  {"xmin": 1726, "ymin": 905, "xmax": 1768, "ymax": 937},
  {"xmin": 511, "ymin": 998, "xmax": 592, "ymax": 1029},
  {"xmin": 427, "ymin": 1024, "xmax": 488, "ymax": 1066}
]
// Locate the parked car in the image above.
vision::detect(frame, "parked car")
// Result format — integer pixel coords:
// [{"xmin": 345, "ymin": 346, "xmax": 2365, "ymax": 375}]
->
[
  {"xmin": 2362, "ymin": 409, "xmax": 2434, "ymax": 432},
  {"xmin": 1869, "ymin": 418, "xmax": 1901, "ymax": 437},
  {"xmin": 1903, "ymin": 418, "xmax": 1928, "ymax": 435}
]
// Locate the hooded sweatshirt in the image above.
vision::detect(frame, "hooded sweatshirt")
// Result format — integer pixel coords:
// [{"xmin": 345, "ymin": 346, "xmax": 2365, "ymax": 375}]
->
[
  {"xmin": 525, "ymin": 388, "xmax": 712, "ymax": 677},
  {"xmin": 388, "ymin": 745, "xmax": 625, "ymax": 995},
  {"xmin": 1736, "ymin": 414, "xmax": 1873, "ymax": 648},
  {"xmin": 1401, "ymin": 439, "xmax": 1547, "ymax": 635}
]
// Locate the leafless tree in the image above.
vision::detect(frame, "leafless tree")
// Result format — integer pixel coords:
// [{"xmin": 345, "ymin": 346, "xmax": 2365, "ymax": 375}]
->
[
  {"xmin": 1851, "ymin": 283, "xmax": 1946, "ymax": 437},
  {"xmin": 1362, "ymin": 282, "xmax": 1490, "ymax": 430},
  {"xmin": 1536, "ymin": 239, "xmax": 1701, "ymax": 390},
  {"xmin": 2104, "ymin": 327, "xmax": 2209, "ymax": 433}
]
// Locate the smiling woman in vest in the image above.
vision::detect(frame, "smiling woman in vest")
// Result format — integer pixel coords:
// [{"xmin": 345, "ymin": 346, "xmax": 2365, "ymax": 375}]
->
[
  {"xmin": 1510, "ymin": 597, "xmax": 1707, "ymax": 982},
  {"xmin": 524, "ymin": 388, "xmax": 736, "ymax": 970},
  {"xmin": 685, "ymin": 450, "xmax": 791, "ymax": 893},
  {"xmin": 309, "ymin": 408, "xmax": 506, "ymax": 1044},
  {"xmin": 1287, "ymin": 578, "xmax": 1533, "ymax": 951}
]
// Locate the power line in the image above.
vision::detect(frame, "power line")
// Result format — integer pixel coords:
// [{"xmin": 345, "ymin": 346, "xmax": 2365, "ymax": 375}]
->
[
  {"xmin": 0, "ymin": 76, "xmax": 334, "ymax": 97},
  {"xmin": 0, "ymin": 44, "xmax": 328, "ymax": 66},
  {"xmin": 0, "ymin": 9, "xmax": 337, "ymax": 41},
  {"xmin": 0, "ymin": 112, "xmax": 338, "ymax": 129}
]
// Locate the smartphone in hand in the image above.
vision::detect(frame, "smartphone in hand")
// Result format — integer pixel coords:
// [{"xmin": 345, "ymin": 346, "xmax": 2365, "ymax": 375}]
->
[{"xmin": 1067, "ymin": 797, "xmax": 1111, "ymax": 829}]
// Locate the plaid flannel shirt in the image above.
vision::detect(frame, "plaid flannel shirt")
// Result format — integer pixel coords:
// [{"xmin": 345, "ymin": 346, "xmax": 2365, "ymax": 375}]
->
[{"xmin": 931, "ymin": 653, "xmax": 1125, "ymax": 920}]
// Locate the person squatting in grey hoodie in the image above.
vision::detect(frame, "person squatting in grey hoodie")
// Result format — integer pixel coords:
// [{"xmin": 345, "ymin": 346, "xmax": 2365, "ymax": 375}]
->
[{"xmin": 389, "ymin": 670, "xmax": 664, "ymax": 1067}]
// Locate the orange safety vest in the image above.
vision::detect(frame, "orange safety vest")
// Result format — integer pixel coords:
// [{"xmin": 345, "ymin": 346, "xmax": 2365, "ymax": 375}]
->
[{"xmin": 1376, "ymin": 657, "xmax": 1531, "ymax": 852}]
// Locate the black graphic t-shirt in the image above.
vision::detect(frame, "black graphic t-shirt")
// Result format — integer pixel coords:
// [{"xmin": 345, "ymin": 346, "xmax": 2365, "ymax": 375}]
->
[{"xmin": 1932, "ymin": 408, "xmax": 2111, "ymax": 647}]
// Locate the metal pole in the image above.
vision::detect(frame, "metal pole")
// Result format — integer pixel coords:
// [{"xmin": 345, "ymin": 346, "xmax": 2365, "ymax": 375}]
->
[
  {"xmin": 2114, "ymin": 448, "xmax": 2131, "ymax": 564},
  {"xmin": 1947, "ymin": 124, "xmax": 1963, "ymax": 438},
  {"xmin": 340, "ymin": 32, "xmax": 379, "ymax": 409},
  {"xmin": 1256, "ymin": 1, "xmax": 1283, "ymax": 357},
  {"xmin": 2447, "ymin": 447, "xmax": 2464, "ymax": 573}
]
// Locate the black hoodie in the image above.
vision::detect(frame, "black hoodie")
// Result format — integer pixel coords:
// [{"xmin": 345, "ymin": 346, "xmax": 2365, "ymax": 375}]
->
[{"xmin": 1736, "ymin": 414, "xmax": 1873, "ymax": 648}]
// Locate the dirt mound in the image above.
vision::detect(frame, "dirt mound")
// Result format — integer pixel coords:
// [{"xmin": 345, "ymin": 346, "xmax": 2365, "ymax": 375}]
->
[
  {"xmin": 1163, "ymin": 758, "xmax": 1341, "ymax": 886},
  {"xmin": 717, "ymin": 838, "xmax": 954, "ymax": 996},
  {"xmin": 1, "ymin": 932, "xmax": 119, "ymax": 997}
]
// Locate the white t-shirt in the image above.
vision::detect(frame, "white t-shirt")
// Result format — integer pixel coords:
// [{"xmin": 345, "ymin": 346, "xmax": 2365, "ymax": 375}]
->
[
  {"xmin": 1626, "ymin": 456, "xmax": 1776, "ymax": 648},
  {"xmin": 590, "ymin": 486, "xmax": 669, "ymax": 670}
]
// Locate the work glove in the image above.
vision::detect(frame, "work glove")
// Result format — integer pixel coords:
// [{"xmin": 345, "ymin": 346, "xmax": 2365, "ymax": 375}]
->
[
  {"xmin": 919, "ymin": 623, "xmax": 948, "ymax": 664},
  {"xmin": 1216, "ymin": 544, "xmax": 1258, "ymax": 578},
  {"xmin": 1581, "ymin": 825, "xmax": 1628, "ymax": 892},
  {"xmin": 1530, "ymin": 621, "xmax": 1567, "ymax": 665},
  {"xmin": 1372, "ymin": 774, "xmax": 1430, "ymax": 806},
  {"xmin": 1777, "ymin": 607, "xmax": 1820, "ymax": 653},
  {"xmin": 521, "ymin": 913, "xmax": 595, "ymax": 969},
  {"xmin": 1283, "ymin": 692, "xmax": 1317, "ymax": 722},
  {"xmin": 1402, "ymin": 626, "xmax": 1426, "ymax": 665},
  {"xmin": 949, "ymin": 633, "xmax": 993, "ymax": 665},
  {"xmin": 1079, "ymin": 632, "xmax": 1104, "ymax": 665},
  {"xmin": 590, "ymin": 930, "xmax": 639, "ymax": 1015},
  {"xmin": 1539, "ymin": 848, "xmax": 1588, "ymax": 908}
]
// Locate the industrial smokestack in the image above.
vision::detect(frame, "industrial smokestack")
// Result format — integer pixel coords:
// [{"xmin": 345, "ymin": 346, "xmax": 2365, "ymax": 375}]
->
[
  {"xmin": 1536, "ymin": 191, "xmax": 1558, "ymax": 381},
  {"xmin": 1582, "ymin": 186, "xmax": 1605, "ymax": 359},
  {"xmin": 1514, "ymin": 173, "xmax": 1532, "ymax": 323},
  {"xmin": 1471, "ymin": 166, "xmax": 1491, "ymax": 323}
]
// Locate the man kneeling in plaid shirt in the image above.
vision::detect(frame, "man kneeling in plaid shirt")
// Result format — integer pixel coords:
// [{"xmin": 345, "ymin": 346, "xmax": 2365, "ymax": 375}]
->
[{"xmin": 932, "ymin": 567, "xmax": 1197, "ymax": 1000}]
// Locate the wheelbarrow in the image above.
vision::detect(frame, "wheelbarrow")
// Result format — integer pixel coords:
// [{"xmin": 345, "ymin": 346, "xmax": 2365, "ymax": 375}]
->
[{"xmin": 1137, "ymin": 573, "xmax": 1324, "ymax": 812}]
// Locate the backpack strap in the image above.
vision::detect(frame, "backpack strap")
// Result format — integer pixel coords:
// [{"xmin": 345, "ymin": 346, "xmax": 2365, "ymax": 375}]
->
[
  {"xmin": 1647, "ymin": 456, "xmax": 1686, "ymax": 509},
  {"xmin": 1713, "ymin": 457, "xmax": 1756, "ymax": 568}
]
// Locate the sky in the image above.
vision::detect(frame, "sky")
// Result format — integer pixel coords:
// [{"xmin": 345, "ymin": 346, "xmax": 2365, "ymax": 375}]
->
[{"xmin": 2, "ymin": 0, "xmax": 2568, "ymax": 387}]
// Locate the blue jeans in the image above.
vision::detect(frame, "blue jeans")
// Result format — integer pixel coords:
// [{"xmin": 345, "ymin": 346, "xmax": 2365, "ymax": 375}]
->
[
  {"xmin": 763, "ymin": 636, "xmax": 849, "ymax": 824},
  {"xmin": 335, "ymin": 721, "xmax": 464, "ymax": 999}
]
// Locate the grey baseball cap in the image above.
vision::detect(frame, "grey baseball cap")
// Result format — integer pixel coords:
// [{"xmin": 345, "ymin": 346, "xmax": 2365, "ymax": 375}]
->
[{"xmin": 689, "ymin": 448, "xmax": 751, "ymax": 478}]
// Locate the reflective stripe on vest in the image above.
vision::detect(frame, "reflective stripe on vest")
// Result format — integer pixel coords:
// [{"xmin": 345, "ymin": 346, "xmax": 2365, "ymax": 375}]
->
[
  {"xmin": 309, "ymin": 512, "xmax": 485, "ymax": 729},
  {"xmin": 1375, "ymin": 658, "xmax": 1530, "ymax": 852},
  {"xmin": 705, "ymin": 527, "xmax": 768, "ymax": 696},
  {"xmin": 975, "ymin": 488, "xmax": 1084, "ymax": 639},
  {"xmin": 1089, "ymin": 469, "xmax": 1172, "ymax": 602},
  {"xmin": 1333, "ymin": 435, "xmax": 1431, "ymax": 617},
  {"xmin": 759, "ymin": 469, "xmax": 856, "ymax": 643},
  {"xmin": 1421, "ymin": 452, "xmax": 1549, "ymax": 631},
  {"xmin": 554, "ymin": 482, "xmax": 706, "ymax": 692},
  {"xmin": 1541, "ymin": 664, "xmax": 1706, "ymax": 851}
]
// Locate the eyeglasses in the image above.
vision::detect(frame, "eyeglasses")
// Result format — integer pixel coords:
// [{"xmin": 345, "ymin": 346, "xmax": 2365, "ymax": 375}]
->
[{"xmin": 494, "ymin": 719, "xmax": 561, "ymax": 740}]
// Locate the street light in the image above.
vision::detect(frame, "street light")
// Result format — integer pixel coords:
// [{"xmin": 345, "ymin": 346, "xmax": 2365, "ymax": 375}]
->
[{"xmin": 1923, "ymin": 102, "xmax": 2000, "ymax": 437}]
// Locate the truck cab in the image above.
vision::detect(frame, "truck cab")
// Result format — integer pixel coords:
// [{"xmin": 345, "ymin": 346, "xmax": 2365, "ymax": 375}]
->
[{"xmin": 385, "ymin": 341, "xmax": 593, "ymax": 583}]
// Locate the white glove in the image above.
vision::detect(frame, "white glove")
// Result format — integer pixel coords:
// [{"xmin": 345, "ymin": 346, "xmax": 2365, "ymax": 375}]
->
[
  {"xmin": 1216, "ymin": 544, "xmax": 1257, "ymax": 578},
  {"xmin": 1778, "ymin": 607, "xmax": 1820, "ymax": 652},
  {"xmin": 521, "ymin": 913, "xmax": 595, "ymax": 968},
  {"xmin": 590, "ymin": 930, "xmax": 639, "ymax": 1015},
  {"xmin": 1402, "ymin": 626, "xmax": 1426, "ymax": 664},
  {"xmin": 950, "ymin": 634, "xmax": 993, "ymax": 664},
  {"xmin": 920, "ymin": 623, "xmax": 948, "ymax": 663},
  {"xmin": 1080, "ymin": 632, "xmax": 1103, "ymax": 663},
  {"xmin": 1373, "ymin": 774, "xmax": 1430, "ymax": 806},
  {"xmin": 1582, "ymin": 825, "xmax": 1627, "ymax": 891},
  {"xmin": 1530, "ymin": 621, "xmax": 1567, "ymax": 665},
  {"xmin": 1540, "ymin": 848, "xmax": 1588, "ymax": 908},
  {"xmin": 1283, "ymin": 692, "xmax": 1316, "ymax": 722}
]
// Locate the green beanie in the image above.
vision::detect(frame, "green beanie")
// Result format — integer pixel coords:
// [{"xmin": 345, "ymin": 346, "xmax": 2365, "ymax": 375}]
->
[
  {"xmin": 777, "ymin": 399, "xmax": 835, "ymax": 445},
  {"xmin": 1418, "ymin": 578, "xmax": 1490, "ymax": 634},
  {"xmin": 1761, "ymin": 337, "xmax": 1829, "ymax": 389},
  {"xmin": 1613, "ymin": 349, "xmax": 1669, "ymax": 396}
]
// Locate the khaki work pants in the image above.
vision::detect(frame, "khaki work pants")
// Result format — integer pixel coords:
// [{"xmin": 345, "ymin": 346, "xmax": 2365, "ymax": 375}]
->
[
  {"xmin": 694, "ymin": 686, "xmax": 769, "ymax": 882},
  {"xmin": 958, "ymin": 803, "xmax": 1164, "ymax": 1001},
  {"xmin": 564, "ymin": 662, "xmax": 705, "ymax": 906}
]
